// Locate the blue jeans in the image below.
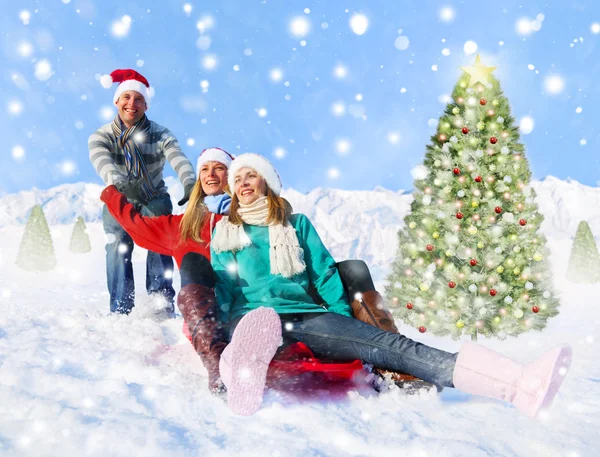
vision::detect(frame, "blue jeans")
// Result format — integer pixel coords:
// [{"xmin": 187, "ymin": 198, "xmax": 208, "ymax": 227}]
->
[
  {"xmin": 102, "ymin": 193, "xmax": 175, "ymax": 314},
  {"xmin": 227, "ymin": 312, "xmax": 457, "ymax": 388}
]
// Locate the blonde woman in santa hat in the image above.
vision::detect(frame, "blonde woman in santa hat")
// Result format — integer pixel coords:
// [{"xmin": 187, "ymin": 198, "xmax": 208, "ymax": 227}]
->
[
  {"xmin": 211, "ymin": 153, "xmax": 572, "ymax": 417},
  {"xmin": 100, "ymin": 148, "xmax": 242, "ymax": 393},
  {"xmin": 196, "ymin": 147, "xmax": 235, "ymax": 215},
  {"xmin": 89, "ymin": 69, "xmax": 197, "ymax": 316}
]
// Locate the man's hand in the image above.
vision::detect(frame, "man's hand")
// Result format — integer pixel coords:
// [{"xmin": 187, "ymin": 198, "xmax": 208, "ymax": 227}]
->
[
  {"xmin": 177, "ymin": 183, "xmax": 196, "ymax": 206},
  {"xmin": 116, "ymin": 179, "xmax": 147, "ymax": 205}
]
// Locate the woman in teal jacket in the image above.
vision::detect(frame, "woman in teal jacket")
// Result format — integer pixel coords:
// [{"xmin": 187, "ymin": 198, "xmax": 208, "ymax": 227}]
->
[{"xmin": 211, "ymin": 153, "xmax": 572, "ymax": 418}]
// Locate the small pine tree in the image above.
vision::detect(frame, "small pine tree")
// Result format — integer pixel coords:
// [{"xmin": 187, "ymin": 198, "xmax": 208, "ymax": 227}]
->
[
  {"xmin": 16, "ymin": 205, "xmax": 57, "ymax": 271},
  {"xmin": 69, "ymin": 216, "xmax": 92, "ymax": 254},
  {"xmin": 566, "ymin": 221, "xmax": 600, "ymax": 283},
  {"xmin": 385, "ymin": 55, "xmax": 560, "ymax": 340}
]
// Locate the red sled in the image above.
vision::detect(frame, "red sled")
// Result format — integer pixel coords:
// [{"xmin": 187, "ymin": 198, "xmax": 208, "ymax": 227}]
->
[{"xmin": 182, "ymin": 322, "xmax": 365, "ymax": 383}]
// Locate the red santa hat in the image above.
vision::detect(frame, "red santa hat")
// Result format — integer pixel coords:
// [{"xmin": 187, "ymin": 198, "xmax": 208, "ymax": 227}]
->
[
  {"xmin": 228, "ymin": 153, "xmax": 282, "ymax": 196},
  {"xmin": 196, "ymin": 147, "xmax": 235, "ymax": 174},
  {"xmin": 100, "ymin": 69, "xmax": 154, "ymax": 106}
]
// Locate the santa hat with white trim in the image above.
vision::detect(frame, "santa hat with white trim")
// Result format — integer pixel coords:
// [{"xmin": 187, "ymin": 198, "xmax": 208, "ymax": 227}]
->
[
  {"xmin": 100, "ymin": 69, "xmax": 155, "ymax": 107},
  {"xmin": 228, "ymin": 153, "xmax": 282, "ymax": 196},
  {"xmin": 196, "ymin": 147, "xmax": 235, "ymax": 174}
]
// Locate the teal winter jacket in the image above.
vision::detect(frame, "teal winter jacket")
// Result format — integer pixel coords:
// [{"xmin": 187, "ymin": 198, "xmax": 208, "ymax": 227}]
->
[{"xmin": 211, "ymin": 213, "xmax": 353, "ymax": 322}]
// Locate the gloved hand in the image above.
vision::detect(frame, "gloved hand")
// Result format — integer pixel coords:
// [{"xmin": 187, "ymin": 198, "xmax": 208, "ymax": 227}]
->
[
  {"xmin": 177, "ymin": 183, "xmax": 196, "ymax": 206},
  {"xmin": 116, "ymin": 179, "xmax": 147, "ymax": 205}
]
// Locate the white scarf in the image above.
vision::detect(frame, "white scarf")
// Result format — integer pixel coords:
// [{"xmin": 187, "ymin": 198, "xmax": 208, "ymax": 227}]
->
[{"xmin": 211, "ymin": 196, "xmax": 306, "ymax": 278}]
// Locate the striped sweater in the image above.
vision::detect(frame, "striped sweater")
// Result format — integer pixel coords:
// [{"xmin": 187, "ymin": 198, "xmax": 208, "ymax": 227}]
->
[{"xmin": 88, "ymin": 119, "xmax": 196, "ymax": 193}]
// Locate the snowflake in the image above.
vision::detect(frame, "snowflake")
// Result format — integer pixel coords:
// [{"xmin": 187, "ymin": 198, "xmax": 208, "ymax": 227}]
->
[
  {"xmin": 111, "ymin": 15, "xmax": 132, "ymax": 38},
  {"xmin": 349, "ymin": 14, "xmax": 368, "ymax": 35},
  {"xmin": 289, "ymin": 16, "xmax": 310, "ymax": 37}
]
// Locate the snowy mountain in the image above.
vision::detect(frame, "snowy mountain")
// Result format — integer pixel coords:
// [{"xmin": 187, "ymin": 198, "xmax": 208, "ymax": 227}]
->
[{"xmin": 2, "ymin": 176, "xmax": 599, "ymax": 275}]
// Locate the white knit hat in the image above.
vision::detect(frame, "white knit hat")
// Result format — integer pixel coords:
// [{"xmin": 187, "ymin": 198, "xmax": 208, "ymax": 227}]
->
[
  {"xmin": 196, "ymin": 147, "xmax": 235, "ymax": 174},
  {"xmin": 228, "ymin": 153, "xmax": 282, "ymax": 196},
  {"xmin": 100, "ymin": 69, "xmax": 154, "ymax": 107}
]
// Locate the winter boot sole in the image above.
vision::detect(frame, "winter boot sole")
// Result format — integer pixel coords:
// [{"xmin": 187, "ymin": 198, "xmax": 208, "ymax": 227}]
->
[{"xmin": 222, "ymin": 307, "xmax": 282, "ymax": 416}]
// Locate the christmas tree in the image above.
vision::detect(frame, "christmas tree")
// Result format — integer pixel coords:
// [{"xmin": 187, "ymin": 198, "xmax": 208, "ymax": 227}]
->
[
  {"xmin": 385, "ymin": 55, "xmax": 559, "ymax": 340},
  {"xmin": 566, "ymin": 221, "xmax": 600, "ymax": 283},
  {"xmin": 16, "ymin": 205, "xmax": 57, "ymax": 271},
  {"xmin": 68, "ymin": 216, "xmax": 92, "ymax": 254}
]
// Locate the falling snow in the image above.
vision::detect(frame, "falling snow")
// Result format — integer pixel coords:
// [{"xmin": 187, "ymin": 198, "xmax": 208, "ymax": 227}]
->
[
  {"xmin": 60, "ymin": 160, "xmax": 77, "ymax": 176},
  {"xmin": 273, "ymin": 147, "xmax": 286, "ymax": 159},
  {"xmin": 394, "ymin": 36, "xmax": 410, "ymax": 51},
  {"xmin": 327, "ymin": 167, "xmax": 340, "ymax": 178},
  {"xmin": 519, "ymin": 116, "xmax": 535, "ymax": 134},
  {"xmin": 111, "ymin": 15, "xmax": 132, "ymax": 38},
  {"xmin": 17, "ymin": 41, "xmax": 33, "ymax": 57},
  {"xmin": 463, "ymin": 40, "xmax": 478, "ymax": 55},
  {"xmin": 270, "ymin": 68, "xmax": 283, "ymax": 82},
  {"xmin": 12, "ymin": 145, "xmax": 25, "ymax": 161},
  {"xmin": 7, "ymin": 100, "xmax": 23, "ymax": 116},
  {"xmin": 439, "ymin": 6, "xmax": 455, "ymax": 22},
  {"xmin": 333, "ymin": 64, "xmax": 348, "ymax": 79},
  {"xmin": 544, "ymin": 75, "xmax": 565, "ymax": 95},
  {"xmin": 290, "ymin": 16, "xmax": 310, "ymax": 37},
  {"xmin": 349, "ymin": 14, "xmax": 369, "ymax": 35},
  {"xmin": 516, "ymin": 14, "xmax": 545, "ymax": 36},
  {"xmin": 196, "ymin": 36, "xmax": 212, "ymax": 51},
  {"xmin": 19, "ymin": 10, "xmax": 31, "ymax": 25},
  {"xmin": 34, "ymin": 60, "xmax": 53, "ymax": 81},
  {"xmin": 202, "ymin": 54, "xmax": 218, "ymax": 70},
  {"xmin": 335, "ymin": 139, "xmax": 351, "ymax": 155}
]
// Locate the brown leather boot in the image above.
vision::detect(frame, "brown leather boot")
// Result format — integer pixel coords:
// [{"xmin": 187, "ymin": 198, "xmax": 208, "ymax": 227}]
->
[
  {"xmin": 351, "ymin": 291, "xmax": 435, "ymax": 392},
  {"xmin": 177, "ymin": 283, "xmax": 227, "ymax": 394},
  {"xmin": 351, "ymin": 290, "xmax": 399, "ymax": 333}
]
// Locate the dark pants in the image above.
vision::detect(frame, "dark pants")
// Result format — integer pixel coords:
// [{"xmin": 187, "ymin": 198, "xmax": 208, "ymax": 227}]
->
[
  {"xmin": 225, "ymin": 312, "xmax": 457, "ymax": 388},
  {"xmin": 226, "ymin": 259, "xmax": 458, "ymax": 387},
  {"xmin": 102, "ymin": 193, "xmax": 175, "ymax": 314},
  {"xmin": 307, "ymin": 259, "xmax": 375, "ymax": 304}
]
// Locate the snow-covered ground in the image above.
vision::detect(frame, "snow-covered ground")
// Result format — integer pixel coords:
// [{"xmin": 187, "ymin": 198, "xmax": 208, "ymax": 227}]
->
[{"xmin": 0, "ymin": 219, "xmax": 598, "ymax": 457}]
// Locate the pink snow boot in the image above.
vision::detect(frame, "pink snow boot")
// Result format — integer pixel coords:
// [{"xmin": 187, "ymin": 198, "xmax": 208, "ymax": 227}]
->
[
  {"xmin": 453, "ymin": 342, "xmax": 572, "ymax": 419},
  {"xmin": 219, "ymin": 307, "xmax": 282, "ymax": 416}
]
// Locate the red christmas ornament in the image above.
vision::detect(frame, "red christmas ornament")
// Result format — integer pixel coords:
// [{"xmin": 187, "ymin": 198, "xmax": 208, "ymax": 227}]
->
[
  {"xmin": 448, "ymin": 281, "xmax": 456, "ymax": 289},
  {"xmin": 456, "ymin": 212, "xmax": 464, "ymax": 219},
  {"xmin": 406, "ymin": 302, "xmax": 414, "ymax": 310},
  {"xmin": 490, "ymin": 137, "xmax": 498, "ymax": 144},
  {"xmin": 532, "ymin": 306, "xmax": 540, "ymax": 313},
  {"xmin": 426, "ymin": 244, "xmax": 434, "ymax": 252},
  {"xmin": 480, "ymin": 98, "xmax": 487, "ymax": 105},
  {"xmin": 462, "ymin": 127, "xmax": 469, "ymax": 134},
  {"xmin": 418, "ymin": 326, "xmax": 427, "ymax": 333},
  {"xmin": 475, "ymin": 175, "xmax": 482, "ymax": 183},
  {"xmin": 494, "ymin": 206, "xmax": 502, "ymax": 214},
  {"xmin": 453, "ymin": 167, "xmax": 461, "ymax": 175},
  {"xmin": 470, "ymin": 259, "xmax": 478, "ymax": 266},
  {"xmin": 519, "ymin": 219, "xmax": 527, "ymax": 226},
  {"xmin": 490, "ymin": 289, "xmax": 497, "ymax": 296}
]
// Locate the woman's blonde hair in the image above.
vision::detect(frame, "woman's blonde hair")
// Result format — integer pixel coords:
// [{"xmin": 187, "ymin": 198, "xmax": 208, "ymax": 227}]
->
[
  {"xmin": 178, "ymin": 180, "xmax": 210, "ymax": 244},
  {"xmin": 229, "ymin": 183, "xmax": 292, "ymax": 225}
]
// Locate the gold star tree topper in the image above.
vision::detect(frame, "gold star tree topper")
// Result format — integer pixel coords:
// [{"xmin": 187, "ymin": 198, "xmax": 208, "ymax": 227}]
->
[{"xmin": 460, "ymin": 55, "xmax": 497, "ymax": 87}]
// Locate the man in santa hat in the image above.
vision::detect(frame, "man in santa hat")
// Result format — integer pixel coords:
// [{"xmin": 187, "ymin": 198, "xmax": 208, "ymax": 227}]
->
[{"xmin": 89, "ymin": 69, "xmax": 196, "ymax": 315}]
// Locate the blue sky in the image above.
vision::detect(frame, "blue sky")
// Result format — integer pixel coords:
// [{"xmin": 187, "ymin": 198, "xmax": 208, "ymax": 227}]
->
[{"xmin": 1, "ymin": 0, "xmax": 599, "ymax": 195}]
